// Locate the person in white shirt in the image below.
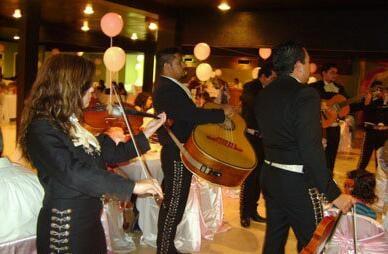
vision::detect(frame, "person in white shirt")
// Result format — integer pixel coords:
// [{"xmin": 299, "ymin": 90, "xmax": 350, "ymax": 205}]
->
[{"xmin": 0, "ymin": 128, "xmax": 44, "ymax": 244}]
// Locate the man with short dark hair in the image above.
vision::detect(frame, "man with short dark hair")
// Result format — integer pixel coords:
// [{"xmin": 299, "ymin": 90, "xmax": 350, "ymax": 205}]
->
[
  {"xmin": 239, "ymin": 62, "xmax": 276, "ymax": 227},
  {"xmin": 254, "ymin": 41, "xmax": 355, "ymax": 253},
  {"xmin": 153, "ymin": 48, "xmax": 232, "ymax": 254},
  {"xmin": 310, "ymin": 63, "xmax": 348, "ymax": 174}
]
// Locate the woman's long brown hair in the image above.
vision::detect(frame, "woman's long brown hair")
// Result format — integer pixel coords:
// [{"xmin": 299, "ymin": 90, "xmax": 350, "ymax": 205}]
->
[{"xmin": 19, "ymin": 54, "xmax": 95, "ymax": 161}]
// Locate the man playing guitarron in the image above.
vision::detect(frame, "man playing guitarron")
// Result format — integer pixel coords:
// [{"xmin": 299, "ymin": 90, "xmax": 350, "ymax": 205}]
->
[{"xmin": 152, "ymin": 48, "xmax": 233, "ymax": 254}]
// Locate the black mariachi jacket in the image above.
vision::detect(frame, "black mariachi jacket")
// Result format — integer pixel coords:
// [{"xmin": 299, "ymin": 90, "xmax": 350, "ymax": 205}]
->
[{"xmin": 26, "ymin": 118, "xmax": 150, "ymax": 205}]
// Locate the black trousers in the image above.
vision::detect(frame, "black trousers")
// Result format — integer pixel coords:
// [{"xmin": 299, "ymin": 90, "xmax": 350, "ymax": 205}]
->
[
  {"xmin": 157, "ymin": 146, "xmax": 192, "ymax": 254},
  {"xmin": 357, "ymin": 129, "xmax": 388, "ymax": 171},
  {"xmin": 325, "ymin": 126, "xmax": 340, "ymax": 173},
  {"xmin": 261, "ymin": 164, "xmax": 316, "ymax": 254},
  {"xmin": 240, "ymin": 135, "xmax": 264, "ymax": 218}
]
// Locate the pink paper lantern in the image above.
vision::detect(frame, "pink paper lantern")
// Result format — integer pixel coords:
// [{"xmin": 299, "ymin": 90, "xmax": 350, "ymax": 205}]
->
[
  {"xmin": 194, "ymin": 43, "xmax": 211, "ymax": 61},
  {"xmin": 103, "ymin": 47, "xmax": 126, "ymax": 72},
  {"xmin": 259, "ymin": 48, "xmax": 272, "ymax": 60},
  {"xmin": 310, "ymin": 63, "xmax": 317, "ymax": 74},
  {"xmin": 100, "ymin": 12, "xmax": 124, "ymax": 37}
]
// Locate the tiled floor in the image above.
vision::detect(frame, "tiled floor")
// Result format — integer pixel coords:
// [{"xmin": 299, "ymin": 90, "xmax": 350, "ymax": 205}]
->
[{"xmin": 0, "ymin": 122, "xmax": 377, "ymax": 253}]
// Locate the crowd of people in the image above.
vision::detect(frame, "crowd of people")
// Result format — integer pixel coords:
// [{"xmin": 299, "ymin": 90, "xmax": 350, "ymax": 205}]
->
[{"xmin": 0, "ymin": 41, "xmax": 387, "ymax": 254}]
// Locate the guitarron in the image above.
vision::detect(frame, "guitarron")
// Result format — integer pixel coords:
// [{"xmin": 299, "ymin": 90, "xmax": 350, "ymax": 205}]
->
[{"xmin": 181, "ymin": 103, "xmax": 257, "ymax": 187}]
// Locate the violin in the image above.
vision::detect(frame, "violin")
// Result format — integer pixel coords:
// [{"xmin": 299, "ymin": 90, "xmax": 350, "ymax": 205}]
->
[
  {"xmin": 300, "ymin": 213, "xmax": 342, "ymax": 254},
  {"xmin": 83, "ymin": 103, "xmax": 158, "ymax": 136}
]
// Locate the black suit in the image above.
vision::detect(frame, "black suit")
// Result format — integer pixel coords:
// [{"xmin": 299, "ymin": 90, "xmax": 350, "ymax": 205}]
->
[
  {"xmin": 255, "ymin": 76, "xmax": 340, "ymax": 253},
  {"xmin": 310, "ymin": 80, "xmax": 348, "ymax": 173},
  {"xmin": 153, "ymin": 76, "xmax": 225, "ymax": 254},
  {"xmin": 357, "ymin": 98, "xmax": 388, "ymax": 171},
  {"xmin": 240, "ymin": 79, "xmax": 264, "ymax": 220}
]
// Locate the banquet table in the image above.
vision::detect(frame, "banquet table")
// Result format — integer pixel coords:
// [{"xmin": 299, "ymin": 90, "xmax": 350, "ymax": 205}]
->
[
  {"xmin": 0, "ymin": 93, "xmax": 17, "ymax": 123},
  {"xmin": 120, "ymin": 145, "xmax": 230, "ymax": 253},
  {"xmin": 0, "ymin": 236, "xmax": 37, "ymax": 254}
]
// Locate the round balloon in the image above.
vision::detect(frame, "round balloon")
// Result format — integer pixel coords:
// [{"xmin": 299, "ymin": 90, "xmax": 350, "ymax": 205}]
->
[
  {"xmin": 103, "ymin": 47, "xmax": 126, "ymax": 72},
  {"xmin": 194, "ymin": 43, "xmax": 211, "ymax": 61},
  {"xmin": 214, "ymin": 69, "xmax": 222, "ymax": 77},
  {"xmin": 100, "ymin": 12, "xmax": 124, "ymax": 37},
  {"xmin": 259, "ymin": 48, "xmax": 272, "ymax": 60},
  {"xmin": 196, "ymin": 63, "xmax": 213, "ymax": 81}
]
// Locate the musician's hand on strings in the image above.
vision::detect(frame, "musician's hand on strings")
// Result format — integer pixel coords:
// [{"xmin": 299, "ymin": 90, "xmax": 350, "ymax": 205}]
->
[
  {"xmin": 133, "ymin": 178, "xmax": 164, "ymax": 199},
  {"xmin": 143, "ymin": 112, "xmax": 167, "ymax": 138},
  {"xmin": 332, "ymin": 193, "xmax": 356, "ymax": 213}
]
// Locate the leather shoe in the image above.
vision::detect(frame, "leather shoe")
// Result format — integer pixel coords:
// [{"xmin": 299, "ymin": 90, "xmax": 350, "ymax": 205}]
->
[
  {"xmin": 240, "ymin": 217, "xmax": 250, "ymax": 227},
  {"xmin": 251, "ymin": 213, "xmax": 266, "ymax": 223}
]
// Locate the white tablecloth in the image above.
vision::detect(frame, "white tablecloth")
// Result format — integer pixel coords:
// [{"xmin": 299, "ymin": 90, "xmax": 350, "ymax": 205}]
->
[
  {"xmin": 0, "ymin": 236, "xmax": 37, "ymax": 254},
  {"xmin": 0, "ymin": 94, "xmax": 17, "ymax": 123},
  {"xmin": 120, "ymin": 147, "xmax": 229, "ymax": 253}
]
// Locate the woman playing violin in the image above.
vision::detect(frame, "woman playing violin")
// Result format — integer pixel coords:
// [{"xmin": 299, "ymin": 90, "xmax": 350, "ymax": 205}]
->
[{"xmin": 18, "ymin": 54, "xmax": 165, "ymax": 254}]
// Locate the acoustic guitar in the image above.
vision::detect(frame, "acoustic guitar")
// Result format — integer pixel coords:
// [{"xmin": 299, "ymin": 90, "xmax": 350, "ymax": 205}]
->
[
  {"xmin": 321, "ymin": 94, "xmax": 362, "ymax": 128},
  {"xmin": 166, "ymin": 102, "xmax": 257, "ymax": 187}
]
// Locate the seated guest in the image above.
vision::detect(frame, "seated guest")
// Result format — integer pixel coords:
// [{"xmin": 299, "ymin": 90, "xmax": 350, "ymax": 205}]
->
[
  {"xmin": 347, "ymin": 171, "xmax": 378, "ymax": 219},
  {"xmin": 0, "ymin": 128, "xmax": 44, "ymax": 245},
  {"xmin": 134, "ymin": 92, "xmax": 153, "ymax": 112}
]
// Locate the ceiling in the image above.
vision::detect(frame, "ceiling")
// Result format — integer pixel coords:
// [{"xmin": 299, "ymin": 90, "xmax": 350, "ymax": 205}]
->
[
  {"xmin": 149, "ymin": 0, "xmax": 387, "ymax": 11},
  {"xmin": 0, "ymin": 0, "xmax": 158, "ymax": 42},
  {"xmin": 0, "ymin": 0, "xmax": 386, "ymax": 54}
]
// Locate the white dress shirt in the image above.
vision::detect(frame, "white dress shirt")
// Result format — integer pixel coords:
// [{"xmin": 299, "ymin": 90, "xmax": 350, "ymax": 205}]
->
[{"xmin": 0, "ymin": 157, "xmax": 43, "ymax": 243}]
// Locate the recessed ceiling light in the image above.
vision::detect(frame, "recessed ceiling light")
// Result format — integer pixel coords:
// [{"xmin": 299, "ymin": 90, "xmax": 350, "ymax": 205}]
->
[
  {"xmin": 218, "ymin": 2, "xmax": 231, "ymax": 11},
  {"xmin": 77, "ymin": 52, "xmax": 84, "ymax": 56},
  {"xmin": 13, "ymin": 9, "xmax": 22, "ymax": 19},
  {"xmin": 81, "ymin": 21, "xmax": 90, "ymax": 32},
  {"xmin": 83, "ymin": 4, "xmax": 94, "ymax": 15},
  {"xmin": 131, "ymin": 33, "xmax": 138, "ymax": 40},
  {"xmin": 148, "ymin": 22, "xmax": 158, "ymax": 31},
  {"xmin": 13, "ymin": 35, "xmax": 20, "ymax": 40}
]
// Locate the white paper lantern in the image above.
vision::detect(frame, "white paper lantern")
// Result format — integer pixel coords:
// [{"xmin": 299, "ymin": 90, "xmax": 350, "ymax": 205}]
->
[
  {"xmin": 259, "ymin": 48, "xmax": 272, "ymax": 60},
  {"xmin": 194, "ymin": 43, "xmax": 211, "ymax": 61},
  {"xmin": 196, "ymin": 63, "xmax": 213, "ymax": 81}
]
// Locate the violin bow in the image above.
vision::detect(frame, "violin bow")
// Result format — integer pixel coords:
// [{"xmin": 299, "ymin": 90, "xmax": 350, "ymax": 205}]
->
[
  {"xmin": 352, "ymin": 206, "xmax": 358, "ymax": 253},
  {"xmin": 110, "ymin": 85, "xmax": 161, "ymax": 203}
]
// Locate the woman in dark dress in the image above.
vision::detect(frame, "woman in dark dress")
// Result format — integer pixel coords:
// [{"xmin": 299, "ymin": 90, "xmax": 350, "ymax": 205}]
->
[{"xmin": 18, "ymin": 54, "xmax": 165, "ymax": 254}]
